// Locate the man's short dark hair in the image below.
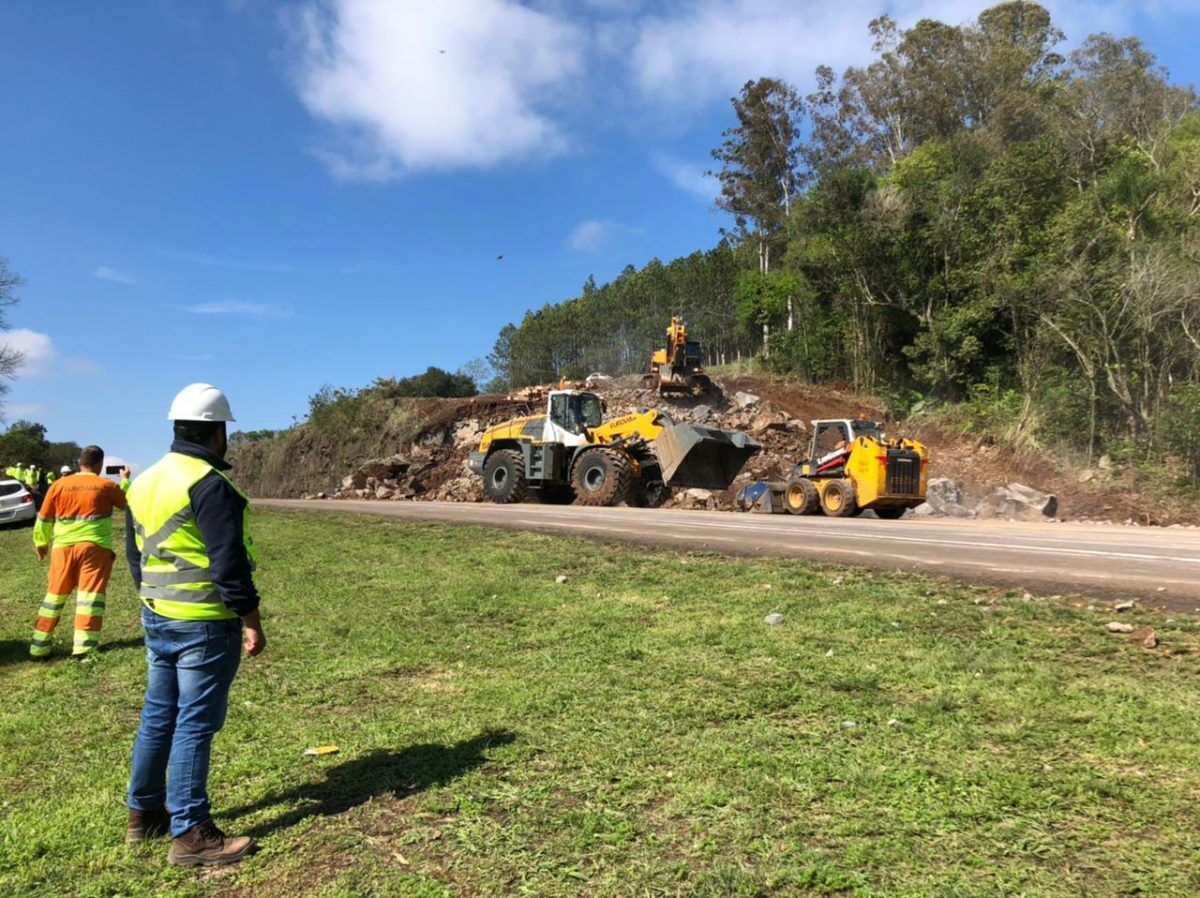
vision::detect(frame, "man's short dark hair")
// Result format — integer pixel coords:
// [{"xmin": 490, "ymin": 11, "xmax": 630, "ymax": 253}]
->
[
  {"xmin": 79, "ymin": 445, "xmax": 105, "ymax": 469},
  {"xmin": 174, "ymin": 420, "xmax": 222, "ymax": 445}
]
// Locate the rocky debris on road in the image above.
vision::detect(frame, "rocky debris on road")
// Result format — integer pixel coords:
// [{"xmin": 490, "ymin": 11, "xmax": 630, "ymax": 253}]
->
[
  {"xmin": 317, "ymin": 376, "xmax": 1066, "ymax": 523},
  {"xmin": 976, "ymin": 482, "xmax": 1059, "ymax": 522},
  {"xmin": 911, "ymin": 477, "xmax": 1059, "ymax": 522},
  {"xmin": 911, "ymin": 477, "xmax": 976, "ymax": 518}
]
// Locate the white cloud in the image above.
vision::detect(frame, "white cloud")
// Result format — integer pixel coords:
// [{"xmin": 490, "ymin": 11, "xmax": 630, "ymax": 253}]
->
[
  {"xmin": 567, "ymin": 219, "xmax": 637, "ymax": 252},
  {"xmin": 2, "ymin": 329, "xmax": 56, "ymax": 377},
  {"xmin": 628, "ymin": 1, "xmax": 1138, "ymax": 107},
  {"xmin": 172, "ymin": 300, "xmax": 295, "ymax": 320},
  {"xmin": 653, "ymin": 154, "xmax": 718, "ymax": 203},
  {"xmin": 288, "ymin": 0, "xmax": 587, "ymax": 177},
  {"xmin": 0, "ymin": 329, "xmax": 102, "ymax": 379},
  {"xmin": 93, "ymin": 265, "xmax": 139, "ymax": 285},
  {"xmin": 163, "ymin": 250, "xmax": 293, "ymax": 272}
]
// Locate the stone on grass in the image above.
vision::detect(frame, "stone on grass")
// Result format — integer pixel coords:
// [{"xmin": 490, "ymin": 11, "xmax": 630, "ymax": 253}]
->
[
  {"xmin": 1106, "ymin": 621, "xmax": 1135, "ymax": 634},
  {"xmin": 1130, "ymin": 626, "xmax": 1158, "ymax": 649},
  {"xmin": 763, "ymin": 613, "xmax": 785, "ymax": 626},
  {"xmin": 555, "ymin": 575, "xmax": 568, "ymax": 585}
]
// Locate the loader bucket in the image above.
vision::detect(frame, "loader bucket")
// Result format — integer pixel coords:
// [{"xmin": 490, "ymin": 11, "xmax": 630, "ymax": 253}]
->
[{"xmin": 653, "ymin": 424, "xmax": 761, "ymax": 490}]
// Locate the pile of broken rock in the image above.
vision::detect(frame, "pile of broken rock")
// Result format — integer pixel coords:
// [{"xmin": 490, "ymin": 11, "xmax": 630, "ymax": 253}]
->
[{"xmin": 914, "ymin": 477, "xmax": 1059, "ymax": 521}]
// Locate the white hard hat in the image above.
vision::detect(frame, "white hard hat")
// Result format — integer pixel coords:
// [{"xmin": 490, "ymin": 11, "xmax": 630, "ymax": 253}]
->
[
  {"xmin": 60, "ymin": 465, "xmax": 71, "ymax": 474},
  {"xmin": 167, "ymin": 383, "xmax": 236, "ymax": 422}
]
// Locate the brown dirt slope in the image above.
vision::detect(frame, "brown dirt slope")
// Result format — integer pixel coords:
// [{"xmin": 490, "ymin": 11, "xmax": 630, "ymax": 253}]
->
[{"xmin": 230, "ymin": 375, "xmax": 1196, "ymax": 525}]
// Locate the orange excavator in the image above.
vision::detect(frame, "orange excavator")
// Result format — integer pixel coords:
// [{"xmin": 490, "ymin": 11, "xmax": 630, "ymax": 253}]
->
[{"xmin": 642, "ymin": 317, "xmax": 713, "ymax": 395}]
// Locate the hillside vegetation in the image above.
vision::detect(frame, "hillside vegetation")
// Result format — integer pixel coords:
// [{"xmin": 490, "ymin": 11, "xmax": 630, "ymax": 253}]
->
[{"xmin": 487, "ymin": 2, "xmax": 1200, "ymax": 486}]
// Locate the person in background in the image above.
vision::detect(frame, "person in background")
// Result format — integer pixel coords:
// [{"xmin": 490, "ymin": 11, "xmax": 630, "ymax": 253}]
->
[
  {"xmin": 125, "ymin": 383, "xmax": 265, "ymax": 866},
  {"xmin": 31, "ymin": 446, "xmax": 130, "ymax": 659}
]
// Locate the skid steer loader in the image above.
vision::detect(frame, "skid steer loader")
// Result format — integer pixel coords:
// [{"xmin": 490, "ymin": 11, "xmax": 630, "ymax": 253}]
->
[
  {"xmin": 782, "ymin": 418, "xmax": 928, "ymax": 519},
  {"xmin": 469, "ymin": 389, "xmax": 760, "ymax": 507}
]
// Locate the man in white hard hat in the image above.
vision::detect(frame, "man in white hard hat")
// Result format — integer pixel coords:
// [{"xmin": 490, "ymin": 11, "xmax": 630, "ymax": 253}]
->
[{"xmin": 124, "ymin": 383, "xmax": 266, "ymax": 866}]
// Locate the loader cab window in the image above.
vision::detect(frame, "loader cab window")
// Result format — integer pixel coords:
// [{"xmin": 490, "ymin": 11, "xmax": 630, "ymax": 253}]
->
[
  {"xmin": 815, "ymin": 422, "xmax": 850, "ymax": 456},
  {"xmin": 849, "ymin": 420, "xmax": 884, "ymax": 442},
  {"xmin": 550, "ymin": 393, "xmax": 604, "ymax": 434}
]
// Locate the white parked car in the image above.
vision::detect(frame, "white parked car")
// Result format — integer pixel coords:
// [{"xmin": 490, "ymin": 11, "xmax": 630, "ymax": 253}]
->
[{"xmin": 0, "ymin": 477, "xmax": 37, "ymax": 526}]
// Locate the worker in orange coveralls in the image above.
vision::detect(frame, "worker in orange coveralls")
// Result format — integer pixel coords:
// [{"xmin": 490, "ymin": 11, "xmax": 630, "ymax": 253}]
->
[{"xmin": 30, "ymin": 445, "xmax": 131, "ymax": 660}]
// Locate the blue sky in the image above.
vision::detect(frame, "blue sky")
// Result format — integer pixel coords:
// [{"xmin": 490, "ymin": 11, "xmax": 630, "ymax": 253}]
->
[{"xmin": 2, "ymin": 0, "xmax": 1198, "ymax": 468}]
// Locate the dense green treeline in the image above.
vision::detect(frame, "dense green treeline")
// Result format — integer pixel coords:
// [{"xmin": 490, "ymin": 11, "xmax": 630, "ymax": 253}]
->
[{"xmin": 489, "ymin": 2, "xmax": 1200, "ymax": 477}]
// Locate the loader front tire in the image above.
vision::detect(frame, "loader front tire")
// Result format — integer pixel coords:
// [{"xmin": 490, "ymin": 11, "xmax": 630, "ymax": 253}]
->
[
  {"xmin": 571, "ymin": 448, "xmax": 632, "ymax": 507},
  {"xmin": 483, "ymin": 450, "xmax": 529, "ymax": 504},
  {"xmin": 820, "ymin": 479, "xmax": 857, "ymax": 518},
  {"xmin": 784, "ymin": 477, "xmax": 820, "ymax": 515}
]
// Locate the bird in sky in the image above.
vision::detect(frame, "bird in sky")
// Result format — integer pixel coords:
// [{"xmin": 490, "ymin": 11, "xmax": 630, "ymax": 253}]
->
[{"xmin": 496, "ymin": 254, "xmax": 504, "ymax": 261}]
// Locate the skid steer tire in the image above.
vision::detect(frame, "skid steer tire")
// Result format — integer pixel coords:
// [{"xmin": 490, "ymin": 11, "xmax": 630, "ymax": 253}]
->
[
  {"xmin": 873, "ymin": 506, "xmax": 906, "ymax": 520},
  {"xmin": 571, "ymin": 448, "xmax": 632, "ymax": 507},
  {"xmin": 534, "ymin": 484, "xmax": 576, "ymax": 505},
  {"xmin": 820, "ymin": 479, "xmax": 857, "ymax": 518},
  {"xmin": 784, "ymin": 477, "xmax": 820, "ymax": 516},
  {"xmin": 483, "ymin": 450, "xmax": 529, "ymax": 504}
]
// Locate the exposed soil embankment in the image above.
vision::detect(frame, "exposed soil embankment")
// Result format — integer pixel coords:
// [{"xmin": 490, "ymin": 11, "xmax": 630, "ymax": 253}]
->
[{"xmin": 230, "ymin": 375, "xmax": 1198, "ymax": 526}]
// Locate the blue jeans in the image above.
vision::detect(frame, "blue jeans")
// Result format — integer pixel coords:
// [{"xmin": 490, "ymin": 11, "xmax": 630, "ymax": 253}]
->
[{"xmin": 127, "ymin": 606, "xmax": 242, "ymax": 836}]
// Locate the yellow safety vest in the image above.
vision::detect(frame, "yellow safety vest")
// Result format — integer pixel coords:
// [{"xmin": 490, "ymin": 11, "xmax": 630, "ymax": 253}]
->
[{"xmin": 127, "ymin": 452, "xmax": 257, "ymax": 621}]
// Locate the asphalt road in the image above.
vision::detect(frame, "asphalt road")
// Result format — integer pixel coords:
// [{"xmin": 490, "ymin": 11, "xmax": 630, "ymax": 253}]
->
[{"xmin": 259, "ymin": 499, "xmax": 1200, "ymax": 607}]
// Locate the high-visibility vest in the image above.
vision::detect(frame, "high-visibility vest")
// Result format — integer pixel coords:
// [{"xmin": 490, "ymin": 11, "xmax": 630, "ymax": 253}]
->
[{"xmin": 127, "ymin": 452, "xmax": 257, "ymax": 621}]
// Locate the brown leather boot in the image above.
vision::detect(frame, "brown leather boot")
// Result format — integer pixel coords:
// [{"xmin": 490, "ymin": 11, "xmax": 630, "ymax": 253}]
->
[
  {"xmin": 168, "ymin": 819, "xmax": 254, "ymax": 867},
  {"xmin": 126, "ymin": 806, "xmax": 171, "ymax": 843}
]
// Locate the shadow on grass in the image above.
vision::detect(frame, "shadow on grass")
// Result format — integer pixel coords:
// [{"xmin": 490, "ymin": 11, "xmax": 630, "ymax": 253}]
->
[
  {"xmin": 226, "ymin": 729, "xmax": 517, "ymax": 839},
  {"xmin": 0, "ymin": 635, "xmax": 144, "ymax": 667}
]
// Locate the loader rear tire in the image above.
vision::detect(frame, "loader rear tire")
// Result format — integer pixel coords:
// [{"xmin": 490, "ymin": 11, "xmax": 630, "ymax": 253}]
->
[
  {"xmin": 571, "ymin": 448, "xmax": 632, "ymax": 507},
  {"xmin": 820, "ymin": 479, "xmax": 857, "ymax": 518},
  {"xmin": 483, "ymin": 450, "xmax": 528, "ymax": 504},
  {"xmin": 784, "ymin": 477, "xmax": 820, "ymax": 516}
]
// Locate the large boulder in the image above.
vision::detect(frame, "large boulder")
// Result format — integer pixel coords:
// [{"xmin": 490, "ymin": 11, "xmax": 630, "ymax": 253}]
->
[
  {"xmin": 917, "ymin": 477, "xmax": 975, "ymax": 518},
  {"xmin": 733, "ymin": 391, "xmax": 761, "ymax": 410},
  {"xmin": 975, "ymin": 483, "xmax": 1058, "ymax": 521}
]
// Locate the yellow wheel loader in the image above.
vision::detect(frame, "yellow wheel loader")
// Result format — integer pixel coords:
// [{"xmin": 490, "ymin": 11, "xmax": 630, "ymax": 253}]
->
[
  {"xmin": 469, "ymin": 389, "xmax": 760, "ymax": 507},
  {"xmin": 642, "ymin": 317, "xmax": 713, "ymax": 394},
  {"xmin": 783, "ymin": 418, "xmax": 928, "ymax": 519}
]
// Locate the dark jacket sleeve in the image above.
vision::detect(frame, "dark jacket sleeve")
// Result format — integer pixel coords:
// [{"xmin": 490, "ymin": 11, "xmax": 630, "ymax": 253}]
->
[
  {"xmin": 125, "ymin": 511, "xmax": 141, "ymax": 589},
  {"xmin": 190, "ymin": 472, "xmax": 261, "ymax": 616}
]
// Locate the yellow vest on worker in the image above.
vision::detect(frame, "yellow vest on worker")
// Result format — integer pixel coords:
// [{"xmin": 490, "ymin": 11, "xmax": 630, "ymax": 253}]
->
[{"xmin": 127, "ymin": 452, "xmax": 257, "ymax": 621}]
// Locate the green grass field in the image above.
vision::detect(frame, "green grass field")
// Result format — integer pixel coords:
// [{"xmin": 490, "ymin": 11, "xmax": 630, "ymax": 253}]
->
[{"xmin": 2, "ymin": 509, "xmax": 1200, "ymax": 897}]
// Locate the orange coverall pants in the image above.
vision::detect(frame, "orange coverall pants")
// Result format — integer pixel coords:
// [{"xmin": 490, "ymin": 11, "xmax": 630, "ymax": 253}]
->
[{"xmin": 30, "ymin": 543, "xmax": 115, "ymax": 658}]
